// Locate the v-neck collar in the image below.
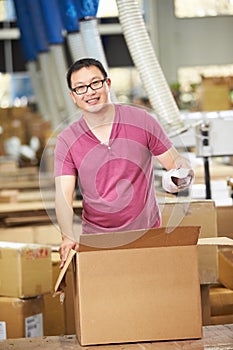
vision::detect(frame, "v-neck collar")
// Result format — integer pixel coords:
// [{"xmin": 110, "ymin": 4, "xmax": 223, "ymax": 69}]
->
[{"xmin": 80, "ymin": 104, "xmax": 119, "ymax": 145}]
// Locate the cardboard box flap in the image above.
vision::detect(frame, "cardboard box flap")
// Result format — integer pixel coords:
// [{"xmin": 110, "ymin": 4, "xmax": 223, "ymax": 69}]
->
[
  {"xmin": 54, "ymin": 249, "xmax": 76, "ymax": 294},
  {"xmin": 198, "ymin": 237, "xmax": 233, "ymax": 246},
  {"xmin": 54, "ymin": 226, "xmax": 200, "ymax": 294},
  {"xmin": 78, "ymin": 226, "xmax": 200, "ymax": 252}
]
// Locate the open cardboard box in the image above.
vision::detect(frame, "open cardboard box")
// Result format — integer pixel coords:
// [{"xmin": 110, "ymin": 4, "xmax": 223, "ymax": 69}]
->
[{"xmin": 55, "ymin": 226, "xmax": 233, "ymax": 346}]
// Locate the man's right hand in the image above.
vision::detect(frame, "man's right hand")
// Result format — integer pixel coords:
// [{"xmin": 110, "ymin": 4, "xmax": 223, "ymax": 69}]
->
[{"xmin": 59, "ymin": 236, "xmax": 79, "ymax": 269}]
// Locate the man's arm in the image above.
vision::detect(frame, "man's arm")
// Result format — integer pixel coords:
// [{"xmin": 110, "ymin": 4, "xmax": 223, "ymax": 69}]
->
[
  {"xmin": 55, "ymin": 175, "xmax": 79, "ymax": 268},
  {"xmin": 156, "ymin": 146, "xmax": 194, "ymax": 193},
  {"xmin": 156, "ymin": 146, "xmax": 191, "ymax": 170}
]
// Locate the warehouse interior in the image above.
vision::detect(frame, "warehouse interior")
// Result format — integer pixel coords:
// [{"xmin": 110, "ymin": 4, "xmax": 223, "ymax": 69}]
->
[{"xmin": 0, "ymin": 0, "xmax": 233, "ymax": 348}]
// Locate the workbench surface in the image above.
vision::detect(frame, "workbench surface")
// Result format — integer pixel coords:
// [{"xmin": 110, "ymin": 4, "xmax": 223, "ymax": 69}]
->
[{"xmin": 0, "ymin": 324, "xmax": 233, "ymax": 350}]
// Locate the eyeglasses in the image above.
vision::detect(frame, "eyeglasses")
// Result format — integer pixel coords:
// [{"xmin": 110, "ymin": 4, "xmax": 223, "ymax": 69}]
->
[{"xmin": 71, "ymin": 79, "xmax": 107, "ymax": 95}]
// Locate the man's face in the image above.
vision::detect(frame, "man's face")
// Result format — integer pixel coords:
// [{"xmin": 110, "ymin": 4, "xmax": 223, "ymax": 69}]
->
[{"xmin": 70, "ymin": 65, "xmax": 111, "ymax": 113}]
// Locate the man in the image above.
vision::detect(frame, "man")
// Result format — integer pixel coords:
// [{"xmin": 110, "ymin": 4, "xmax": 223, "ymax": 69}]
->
[{"xmin": 54, "ymin": 58, "xmax": 193, "ymax": 268}]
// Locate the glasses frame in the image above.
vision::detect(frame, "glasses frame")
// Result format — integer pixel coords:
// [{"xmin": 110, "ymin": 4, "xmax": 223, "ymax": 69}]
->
[{"xmin": 71, "ymin": 78, "xmax": 107, "ymax": 95}]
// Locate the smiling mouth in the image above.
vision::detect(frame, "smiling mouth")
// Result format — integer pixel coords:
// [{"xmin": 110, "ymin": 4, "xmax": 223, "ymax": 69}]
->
[{"xmin": 86, "ymin": 97, "xmax": 100, "ymax": 104}]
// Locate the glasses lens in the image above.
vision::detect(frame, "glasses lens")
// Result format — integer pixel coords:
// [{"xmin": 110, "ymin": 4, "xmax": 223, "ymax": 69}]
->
[
  {"xmin": 91, "ymin": 80, "xmax": 104, "ymax": 90},
  {"xmin": 76, "ymin": 86, "xmax": 86, "ymax": 94}
]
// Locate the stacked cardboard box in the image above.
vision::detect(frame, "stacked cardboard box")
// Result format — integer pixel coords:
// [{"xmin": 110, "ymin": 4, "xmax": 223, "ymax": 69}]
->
[
  {"xmin": 217, "ymin": 205, "xmax": 233, "ymax": 240},
  {"xmin": 199, "ymin": 76, "xmax": 233, "ymax": 111},
  {"xmin": 210, "ymin": 286, "xmax": 233, "ymax": 325},
  {"xmin": 0, "ymin": 107, "xmax": 51, "ymax": 153},
  {"xmin": 0, "ymin": 234, "xmax": 75, "ymax": 336},
  {"xmin": 159, "ymin": 199, "xmax": 218, "ymax": 284},
  {"xmin": 200, "ymin": 248, "xmax": 233, "ymax": 326},
  {"xmin": 0, "ymin": 225, "xmax": 78, "ymax": 336},
  {"xmin": 0, "ymin": 225, "xmax": 62, "ymax": 246},
  {"xmin": 0, "ymin": 190, "xmax": 19, "ymax": 203},
  {"xmin": 0, "ymin": 242, "xmax": 52, "ymax": 339},
  {"xmin": 209, "ymin": 213, "xmax": 233, "ymax": 325},
  {"xmin": 0, "ymin": 296, "xmax": 44, "ymax": 339},
  {"xmin": 218, "ymin": 249, "xmax": 233, "ymax": 290},
  {"xmin": 0, "ymin": 107, "xmax": 29, "ymax": 147}
]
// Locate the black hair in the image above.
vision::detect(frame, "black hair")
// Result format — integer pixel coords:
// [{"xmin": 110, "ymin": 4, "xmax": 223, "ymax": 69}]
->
[{"xmin": 66, "ymin": 58, "xmax": 108, "ymax": 90}]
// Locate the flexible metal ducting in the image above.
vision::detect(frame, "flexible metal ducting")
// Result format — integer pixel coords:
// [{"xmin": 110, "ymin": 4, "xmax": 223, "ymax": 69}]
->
[
  {"xmin": 74, "ymin": 0, "xmax": 118, "ymax": 102},
  {"xmin": 36, "ymin": 3, "xmax": 64, "ymax": 117},
  {"xmin": 57, "ymin": 0, "xmax": 87, "ymax": 61},
  {"xmin": 67, "ymin": 31, "xmax": 87, "ymax": 61},
  {"xmin": 38, "ymin": 53, "xmax": 61, "ymax": 127},
  {"xmin": 116, "ymin": 0, "xmax": 186, "ymax": 137},
  {"xmin": 26, "ymin": 61, "xmax": 48, "ymax": 118},
  {"xmin": 79, "ymin": 19, "xmax": 108, "ymax": 70},
  {"xmin": 39, "ymin": 0, "xmax": 77, "ymax": 120},
  {"xmin": 18, "ymin": 0, "xmax": 61, "ymax": 127},
  {"xmin": 12, "ymin": 0, "xmax": 48, "ymax": 118}
]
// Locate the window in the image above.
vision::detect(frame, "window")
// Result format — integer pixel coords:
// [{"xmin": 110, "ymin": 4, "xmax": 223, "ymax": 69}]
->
[
  {"xmin": 0, "ymin": 0, "xmax": 15, "ymax": 21},
  {"xmin": 174, "ymin": 0, "xmax": 233, "ymax": 18}
]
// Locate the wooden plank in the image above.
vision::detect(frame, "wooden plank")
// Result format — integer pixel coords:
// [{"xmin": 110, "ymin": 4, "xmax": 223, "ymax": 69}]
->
[
  {"xmin": 17, "ymin": 191, "xmax": 48, "ymax": 202},
  {"xmin": 0, "ymin": 167, "xmax": 38, "ymax": 176},
  {"xmin": 0, "ymin": 200, "xmax": 82, "ymax": 227},
  {"xmin": 0, "ymin": 201, "xmax": 54, "ymax": 213},
  {"xmin": 0, "ymin": 200, "xmax": 82, "ymax": 214},
  {"xmin": 4, "ymin": 215, "xmax": 52, "ymax": 226},
  {"xmin": 0, "ymin": 325, "xmax": 233, "ymax": 349},
  {"xmin": 0, "ymin": 179, "xmax": 53, "ymax": 190}
]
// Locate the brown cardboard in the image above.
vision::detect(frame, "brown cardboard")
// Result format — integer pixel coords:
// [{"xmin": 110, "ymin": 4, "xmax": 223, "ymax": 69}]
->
[
  {"xmin": 200, "ymin": 77, "xmax": 232, "ymax": 111},
  {"xmin": 193, "ymin": 163, "xmax": 233, "ymax": 184},
  {"xmin": 56, "ymin": 226, "xmax": 203, "ymax": 346},
  {"xmin": 43, "ymin": 252, "xmax": 65, "ymax": 336},
  {"xmin": 217, "ymin": 205, "xmax": 233, "ymax": 239},
  {"xmin": 0, "ymin": 242, "xmax": 52, "ymax": 298},
  {"xmin": 210, "ymin": 314, "xmax": 233, "ymax": 325},
  {"xmin": 33, "ymin": 225, "xmax": 62, "ymax": 245},
  {"xmin": 218, "ymin": 249, "xmax": 233, "ymax": 290},
  {"xmin": 63, "ymin": 264, "xmax": 76, "ymax": 335},
  {"xmin": 159, "ymin": 200, "xmax": 218, "ymax": 284},
  {"xmin": 210, "ymin": 286, "xmax": 233, "ymax": 316},
  {"xmin": 0, "ymin": 295, "xmax": 44, "ymax": 339},
  {"xmin": 200, "ymin": 285, "xmax": 211, "ymax": 326},
  {"xmin": 0, "ymin": 225, "xmax": 62, "ymax": 245},
  {"xmin": 0, "ymin": 190, "xmax": 19, "ymax": 203},
  {"xmin": 53, "ymin": 251, "xmax": 76, "ymax": 335},
  {"xmin": 0, "ymin": 227, "xmax": 35, "ymax": 243}
]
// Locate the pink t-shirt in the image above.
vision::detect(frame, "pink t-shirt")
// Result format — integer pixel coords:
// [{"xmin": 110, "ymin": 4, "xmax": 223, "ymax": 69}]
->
[{"xmin": 54, "ymin": 104, "xmax": 172, "ymax": 234}]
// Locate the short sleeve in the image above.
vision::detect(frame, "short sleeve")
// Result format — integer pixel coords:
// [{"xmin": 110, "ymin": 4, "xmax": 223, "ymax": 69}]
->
[
  {"xmin": 145, "ymin": 112, "xmax": 173, "ymax": 156},
  {"xmin": 54, "ymin": 135, "xmax": 77, "ymax": 177}
]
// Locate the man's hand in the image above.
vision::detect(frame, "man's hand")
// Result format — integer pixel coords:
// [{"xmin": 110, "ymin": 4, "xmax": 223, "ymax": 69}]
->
[
  {"xmin": 59, "ymin": 236, "xmax": 79, "ymax": 269},
  {"xmin": 162, "ymin": 168, "xmax": 194, "ymax": 193}
]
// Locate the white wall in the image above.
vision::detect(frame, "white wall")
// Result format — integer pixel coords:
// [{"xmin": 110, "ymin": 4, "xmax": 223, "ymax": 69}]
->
[{"xmin": 145, "ymin": 0, "xmax": 233, "ymax": 83}]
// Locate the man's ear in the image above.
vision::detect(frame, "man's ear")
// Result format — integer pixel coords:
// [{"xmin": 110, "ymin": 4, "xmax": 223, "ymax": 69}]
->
[{"xmin": 106, "ymin": 77, "xmax": 111, "ymax": 89}]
